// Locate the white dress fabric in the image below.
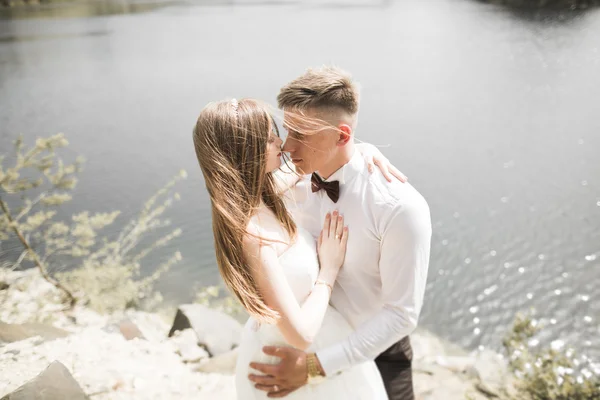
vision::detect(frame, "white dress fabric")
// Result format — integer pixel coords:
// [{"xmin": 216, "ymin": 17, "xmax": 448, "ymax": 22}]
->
[{"xmin": 235, "ymin": 228, "xmax": 388, "ymax": 400}]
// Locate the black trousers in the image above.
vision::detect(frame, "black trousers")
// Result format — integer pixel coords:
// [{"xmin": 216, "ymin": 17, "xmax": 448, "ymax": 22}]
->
[{"xmin": 374, "ymin": 336, "xmax": 414, "ymax": 400}]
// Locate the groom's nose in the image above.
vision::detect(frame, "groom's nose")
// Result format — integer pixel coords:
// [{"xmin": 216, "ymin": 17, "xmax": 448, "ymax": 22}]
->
[{"xmin": 282, "ymin": 138, "xmax": 295, "ymax": 153}]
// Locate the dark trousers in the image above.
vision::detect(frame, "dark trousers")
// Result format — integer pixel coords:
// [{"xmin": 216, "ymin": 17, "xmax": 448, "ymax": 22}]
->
[{"xmin": 374, "ymin": 336, "xmax": 414, "ymax": 400}]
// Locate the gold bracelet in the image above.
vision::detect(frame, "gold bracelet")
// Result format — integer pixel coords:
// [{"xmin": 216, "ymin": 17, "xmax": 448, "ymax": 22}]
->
[
  {"xmin": 315, "ymin": 279, "xmax": 333, "ymax": 294},
  {"xmin": 306, "ymin": 353, "xmax": 325, "ymax": 379}
]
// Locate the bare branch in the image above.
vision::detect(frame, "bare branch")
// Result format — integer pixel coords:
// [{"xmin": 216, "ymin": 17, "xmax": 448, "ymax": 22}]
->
[
  {"xmin": 15, "ymin": 192, "xmax": 48, "ymax": 221},
  {"xmin": 9, "ymin": 249, "xmax": 29, "ymax": 272},
  {"xmin": 0, "ymin": 196, "xmax": 77, "ymax": 308}
]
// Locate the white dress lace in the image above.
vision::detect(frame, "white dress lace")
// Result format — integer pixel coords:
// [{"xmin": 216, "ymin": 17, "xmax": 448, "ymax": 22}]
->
[{"xmin": 235, "ymin": 228, "xmax": 388, "ymax": 399}]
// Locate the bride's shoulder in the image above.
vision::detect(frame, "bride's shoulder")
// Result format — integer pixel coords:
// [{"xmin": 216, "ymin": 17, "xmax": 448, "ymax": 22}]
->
[
  {"xmin": 243, "ymin": 218, "xmax": 263, "ymax": 246},
  {"xmin": 242, "ymin": 217, "xmax": 278, "ymax": 252},
  {"xmin": 241, "ymin": 222, "xmax": 266, "ymax": 264}
]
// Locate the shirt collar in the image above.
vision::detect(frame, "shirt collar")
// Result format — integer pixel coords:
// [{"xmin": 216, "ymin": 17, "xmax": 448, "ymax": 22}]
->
[{"xmin": 319, "ymin": 149, "xmax": 364, "ymax": 186}]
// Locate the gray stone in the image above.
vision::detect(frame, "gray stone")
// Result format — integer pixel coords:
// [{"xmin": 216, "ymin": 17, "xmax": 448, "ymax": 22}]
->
[
  {"xmin": 168, "ymin": 304, "xmax": 241, "ymax": 356},
  {"xmin": 0, "ymin": 281, "xmax": 9, "ymax": 291},
  {"xmin": 194, "ymin": 347, "xmax": 238, "ymax": 375},
  {"xmin": 0, "ymin": 322, "xmax": 70, "ymax": 344},
  {"xmin": 0, "ymin": 361, "xmax": 88, "ymax": 400}
]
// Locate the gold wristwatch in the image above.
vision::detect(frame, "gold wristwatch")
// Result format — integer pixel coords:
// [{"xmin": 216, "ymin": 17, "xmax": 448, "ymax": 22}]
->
[{"xmin": 306, "ymin": 353, "xmax": 326, "ymax": 384}]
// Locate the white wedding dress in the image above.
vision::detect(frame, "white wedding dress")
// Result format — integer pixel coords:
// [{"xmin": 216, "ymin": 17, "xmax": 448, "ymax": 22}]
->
[{"xmin": 235, "ymin": 228, "xmax": 388, "ymax": 400}]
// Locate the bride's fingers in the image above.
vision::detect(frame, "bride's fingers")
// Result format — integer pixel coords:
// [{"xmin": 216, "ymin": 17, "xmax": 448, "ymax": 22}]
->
[
  {"xmin": 390, "ymin": 166, "xmax": 408, "ymax": 183},
  {"xmin": 373, "ymin": 158, "xmax": 393, "ymax": 182},
  {"xmin": 323, "ymin": 213, "xmax": 331, "ymax": 238},
  {"xmin": 335, "ymin": 214, "xmax": 344, "ymax": 240},
  {"xmin": 340, "ymin": 226, "xmax": 349, "ymax": 248},
  {"xmin": 318, "ymin": 231, "xmax": 323, "ymax": 248},
  {"xmin": 330, "ymin": 210, "xmax": 339, "ymax": 237},
  {"xmin": 365, "ymin": 155, "xmax": 374, "ymax": 173}
]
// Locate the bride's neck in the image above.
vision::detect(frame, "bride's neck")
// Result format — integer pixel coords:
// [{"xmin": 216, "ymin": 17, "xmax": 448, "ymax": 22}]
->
[{"xmin": 253, "ymin": 201, "xmax": 275, "ymax": 219}]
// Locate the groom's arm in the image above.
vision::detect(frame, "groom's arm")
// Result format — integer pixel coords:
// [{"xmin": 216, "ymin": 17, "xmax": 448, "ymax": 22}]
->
[{"xmin": 316, "ymin": 195, "xmax": 432, "ymax": 376}]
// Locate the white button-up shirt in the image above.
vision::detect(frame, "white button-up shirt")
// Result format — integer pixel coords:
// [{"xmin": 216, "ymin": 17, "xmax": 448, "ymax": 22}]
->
[{"xmin": 284, "ymin": 150, "xmax": 432, "ymax": 375}]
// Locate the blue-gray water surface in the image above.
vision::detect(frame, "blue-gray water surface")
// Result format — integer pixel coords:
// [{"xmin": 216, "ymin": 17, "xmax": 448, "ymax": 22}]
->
[{"xmin": 1, "ymin": 0, "xmax": 599, "ymax": 369}]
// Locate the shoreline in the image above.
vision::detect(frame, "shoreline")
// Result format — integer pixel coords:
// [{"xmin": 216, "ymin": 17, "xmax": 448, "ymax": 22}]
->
[{"xmin": 0, "ymin": 268, "xmax": 512, "ymax": 399}]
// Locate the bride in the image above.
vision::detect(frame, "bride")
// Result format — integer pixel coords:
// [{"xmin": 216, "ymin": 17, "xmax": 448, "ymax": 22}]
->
[{"xmin": 192, "ymin": 98, "xmax": 400, "ymax": 399}]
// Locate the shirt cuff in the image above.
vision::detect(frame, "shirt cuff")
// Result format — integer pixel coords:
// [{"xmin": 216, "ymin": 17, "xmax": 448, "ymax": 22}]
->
[{"xmin": 315, "ymin": 342, "xmax": 352, "ymax": 376}]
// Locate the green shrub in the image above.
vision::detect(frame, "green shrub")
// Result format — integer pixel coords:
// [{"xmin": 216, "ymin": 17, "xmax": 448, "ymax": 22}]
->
[{"xmin": 503, "ymin": 313, "xmax": 600, "ymax": 400}]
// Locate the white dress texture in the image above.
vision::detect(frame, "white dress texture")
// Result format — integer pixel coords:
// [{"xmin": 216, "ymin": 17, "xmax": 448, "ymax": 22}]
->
[{"xmin": 234, "ymin": 228, "xmax": 388, "ymax": 400}]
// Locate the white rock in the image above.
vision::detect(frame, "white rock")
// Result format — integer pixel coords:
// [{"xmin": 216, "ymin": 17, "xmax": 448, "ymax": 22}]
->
[
  {"xmin": 195, "ymin": 348, "xmax": 239, "ymax": 375},
  {"xmin": 169, "ymin": 329, "xmax": 209, "ymax": 363},
  {"xmin": 168, "ymin": 304, "xmax": 242, "ymax": 357},
  {"xmin": 473, "ymin": 349, "xmax": 510, "ymax": 396},
  {"xmin": 0, "ymin": 327, "xmax": 235, "ymax": 399},
  {"xmin": 435, "ymin": 356, "xmax": 476, "ymax": 373}
]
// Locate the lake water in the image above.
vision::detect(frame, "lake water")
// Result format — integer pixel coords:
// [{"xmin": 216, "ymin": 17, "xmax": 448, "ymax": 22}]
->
[{"xmin": 1, "ymin": 0, "xmax": 599, "ymax": 364}]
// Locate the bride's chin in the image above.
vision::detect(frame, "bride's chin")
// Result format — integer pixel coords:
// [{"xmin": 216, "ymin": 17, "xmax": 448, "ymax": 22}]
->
[{"xmin": 266, "ymin": 158, "xmax": 282, "ymax": 173}]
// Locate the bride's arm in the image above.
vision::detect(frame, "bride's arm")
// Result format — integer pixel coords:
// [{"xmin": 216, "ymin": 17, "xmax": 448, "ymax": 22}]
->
[
  {"xmin": 356, "ymin": 142, "xmax": 408, "ymax": 183},
  {"xmin": 243, "ymin": 213, "xmax": 347, "ymax": 350}
]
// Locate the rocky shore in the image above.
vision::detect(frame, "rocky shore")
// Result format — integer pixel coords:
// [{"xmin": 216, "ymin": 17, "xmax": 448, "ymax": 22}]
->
[{"xmin": 0, "ymin": 268, "xmax": 513, "ymax": 399}]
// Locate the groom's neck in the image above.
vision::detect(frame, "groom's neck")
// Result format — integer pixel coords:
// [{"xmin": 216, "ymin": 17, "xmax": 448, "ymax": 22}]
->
[{"xmin": 318, "ymin": 141, "xmax": 355, "ymax": 180}]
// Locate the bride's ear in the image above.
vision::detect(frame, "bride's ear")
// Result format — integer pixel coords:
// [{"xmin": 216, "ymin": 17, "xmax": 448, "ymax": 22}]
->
[{"xmin": 337, "ymin": 124, "xmax": 352, "ymax": 146}]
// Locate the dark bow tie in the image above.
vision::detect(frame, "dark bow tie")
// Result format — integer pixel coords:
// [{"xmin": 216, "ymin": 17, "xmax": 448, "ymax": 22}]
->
[{"xmin": 311, "ymin": 173, "xmax": 340, "ymax": 203}]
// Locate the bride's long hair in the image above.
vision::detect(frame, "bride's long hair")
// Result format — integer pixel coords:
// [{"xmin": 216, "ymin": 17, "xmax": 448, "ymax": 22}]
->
[{"xmin": 193, "ymin": 98, "xmax": 296, "ymax": 324}]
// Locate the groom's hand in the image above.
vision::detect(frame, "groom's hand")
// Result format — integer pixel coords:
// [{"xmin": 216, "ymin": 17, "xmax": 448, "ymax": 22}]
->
[{"xmin": 248, "ymin": 346, "xmax": 308, "ymax": 398}]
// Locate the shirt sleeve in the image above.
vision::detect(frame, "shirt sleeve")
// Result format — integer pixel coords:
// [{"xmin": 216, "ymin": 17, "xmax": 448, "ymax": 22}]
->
[{"xmin": 316, "ymin": 195, "xmax": 432, "ymax": 375}]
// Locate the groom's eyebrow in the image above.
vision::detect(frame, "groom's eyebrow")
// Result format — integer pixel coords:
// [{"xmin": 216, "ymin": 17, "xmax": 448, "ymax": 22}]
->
[{"xmin": 283, "ymin": 124, "xmax": 304, "ymax": 139}]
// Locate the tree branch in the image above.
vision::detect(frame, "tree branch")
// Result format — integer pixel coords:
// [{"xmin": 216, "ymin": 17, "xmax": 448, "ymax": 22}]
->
[
  {"xmin": 9, "ymin": 249, "xmax": 29, "ymax": 272},
  {"xmin": 0, "ymin": 196, "xmax": 76, "ymax": 308},
  {"xmin": 15, "ymin": 192, "xmax": 47, "ymax": 222}
]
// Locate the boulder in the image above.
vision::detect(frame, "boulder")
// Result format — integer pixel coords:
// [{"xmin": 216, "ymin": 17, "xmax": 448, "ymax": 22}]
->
[
  {"xmin": 0, "ymin": 361, "xmax": 88, "ymax": 400},
  {"xmin": 0, "ymin": 281, "xmax": 9, "ymax": 290},
  {"xmin": 0, "ymin": 322, "xmax": 70, "ymax": 344},
  {"xmin": 168, "ymin": 304, "xmax": 242, "ymax": 356},
  {"xmin": 194, "ymin": 348, "xmax": 239, "ymax": 374}
]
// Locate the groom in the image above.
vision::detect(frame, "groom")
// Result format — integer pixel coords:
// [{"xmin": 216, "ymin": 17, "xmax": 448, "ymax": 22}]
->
[{"xmin": 248, "ymin": 66, "xmax": 432, "ymax": 400}]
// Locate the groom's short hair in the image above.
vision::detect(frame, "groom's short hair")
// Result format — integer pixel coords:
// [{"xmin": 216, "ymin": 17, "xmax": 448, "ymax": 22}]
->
[{"xmin": 277, "ymin": 66, "xmax": 360, "ymax": 116}]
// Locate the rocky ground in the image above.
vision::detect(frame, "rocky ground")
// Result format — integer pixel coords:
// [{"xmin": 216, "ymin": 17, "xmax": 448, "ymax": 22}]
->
[{"xmin": 0, "ymin": 268, "xmax": 514, "ymax": 399}]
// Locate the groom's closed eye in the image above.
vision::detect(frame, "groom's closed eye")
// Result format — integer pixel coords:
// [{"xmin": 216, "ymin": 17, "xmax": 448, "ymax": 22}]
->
[{"xmin": 286, "ymin": 129, "xmax": 304, "ymax": 140}]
